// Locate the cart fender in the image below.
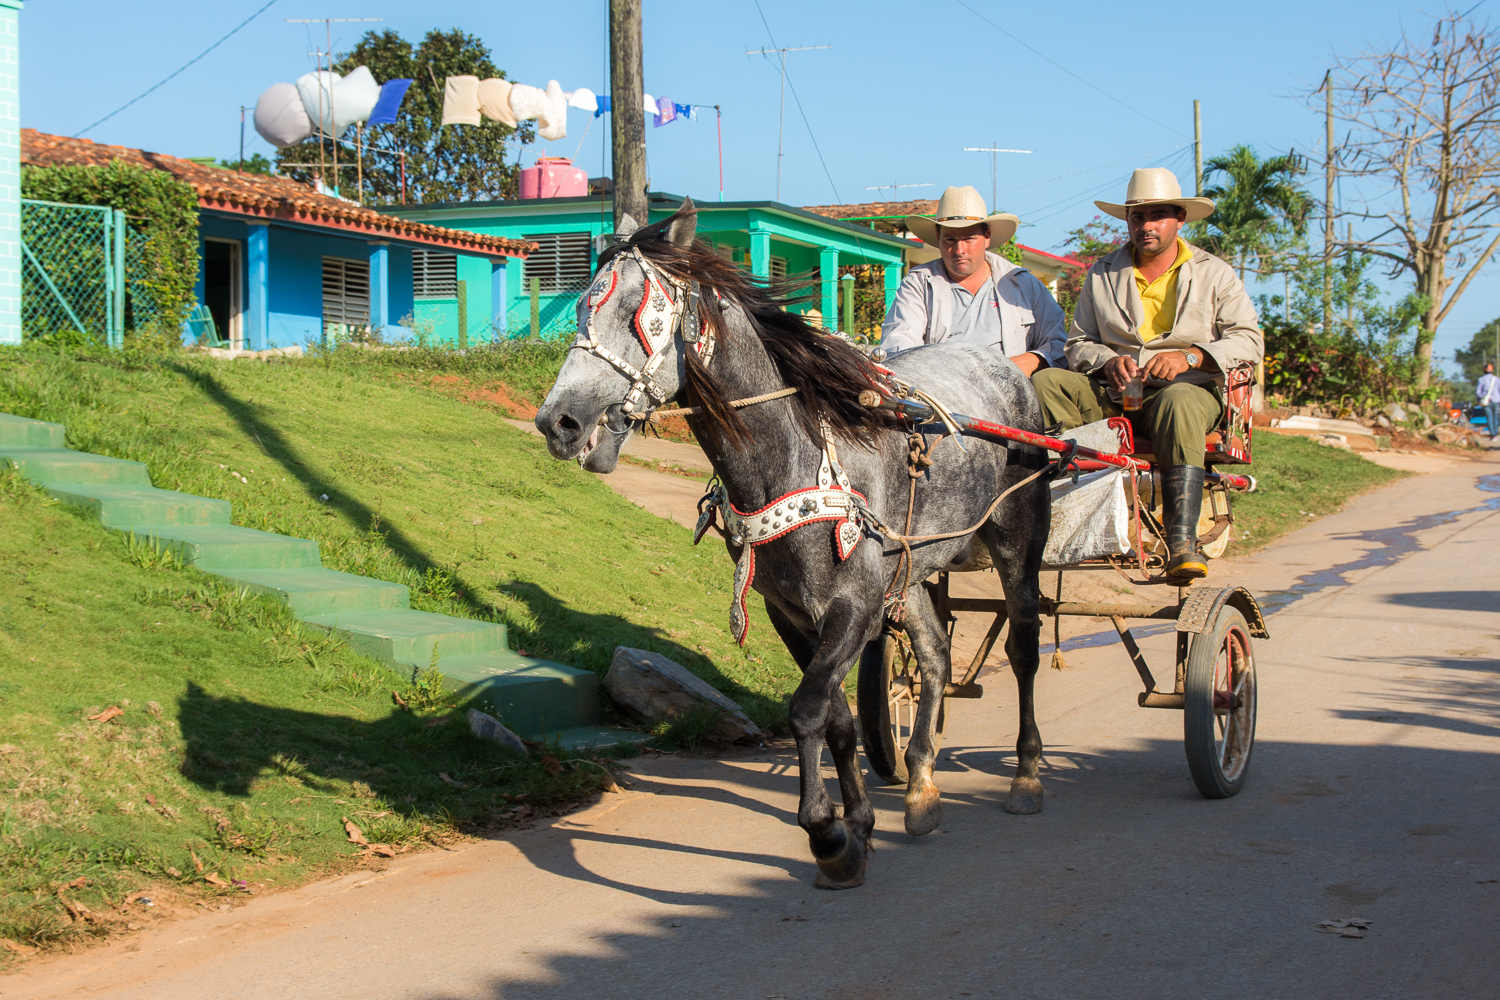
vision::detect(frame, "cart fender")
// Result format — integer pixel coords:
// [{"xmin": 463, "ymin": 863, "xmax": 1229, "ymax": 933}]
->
[{"xmin": 1175, "ymin": 585, "xmax": 1269, "ymax": 639}]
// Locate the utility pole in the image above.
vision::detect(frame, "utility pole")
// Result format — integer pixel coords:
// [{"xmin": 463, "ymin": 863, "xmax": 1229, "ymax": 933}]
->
[
  {"xmin": 609, "ymin": 0, "xmax": 647, "ymax": 231},
  {"xmin": 1193, "ymin": 100, "xmax": 1203, "ymax": 195},
  {"xmin": 745, "ymin": 43, "xmax": 830, "ymax": 201},
  {"xmin": 286, "ymin": 17, "xmax": 382, "ymax": 195},
  {"xmin": 1323, "ymin": 71, "xmax": 1335, "ymax": 337},
  {"xmin": 962, "ymin": 143, "xmax": 1033, "ymax": 210}
]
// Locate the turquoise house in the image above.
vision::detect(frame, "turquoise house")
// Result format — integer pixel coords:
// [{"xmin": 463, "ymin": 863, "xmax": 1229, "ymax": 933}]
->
[{"xmin": 385, "ymin": 191, "xmax": 911, "ymax": 341}]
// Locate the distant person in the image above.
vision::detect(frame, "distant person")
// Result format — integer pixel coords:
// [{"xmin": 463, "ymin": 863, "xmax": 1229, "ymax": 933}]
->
[
  {"xmin": 880, "ymin": 185, "xmax": 1066, "ymax": 375},
  {"xmin": 1480, "ymin": 362, "xmax": 1500, "ymax": 438},
  {"xmin": 1032, "ymin": 168, "xmax": 1264, "ymax": 579}
]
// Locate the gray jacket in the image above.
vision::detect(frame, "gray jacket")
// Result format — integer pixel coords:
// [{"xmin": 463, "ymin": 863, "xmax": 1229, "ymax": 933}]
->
[{"xmin": 880, "ymin": 251, "xmax": 1067, "ymax": 367}]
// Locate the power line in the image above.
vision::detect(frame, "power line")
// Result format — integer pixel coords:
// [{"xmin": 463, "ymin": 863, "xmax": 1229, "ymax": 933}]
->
[
  {"xmin": 1020, "ymin": 146, "xmax": 1194, "ymax": 227},
  {"xmin": 74, "ymin": 0, "xmax": 280, "ymax": 137},
  {"xmin": 951, "ymin": 0, "xmax": 1190, "ymax": 138}
]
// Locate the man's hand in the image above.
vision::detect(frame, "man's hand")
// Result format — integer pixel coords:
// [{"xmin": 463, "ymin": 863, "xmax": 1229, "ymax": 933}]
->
[
  {"xmin": 1141, "ymin": 350, "xmax": 1193, "ymax": 382},
  {"xmin": 1103, "ymin": 356, "xmax": 1138, "ymax": 391},
  {"xmin": 1010, "ymin": 353, "xmax": 1042, "ymax": 377}
]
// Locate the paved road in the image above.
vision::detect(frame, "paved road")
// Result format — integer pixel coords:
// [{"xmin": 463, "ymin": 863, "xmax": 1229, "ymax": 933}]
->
[{"xmin": 9, "ymin": 456, "xmax": 1500, "ymax": 999}]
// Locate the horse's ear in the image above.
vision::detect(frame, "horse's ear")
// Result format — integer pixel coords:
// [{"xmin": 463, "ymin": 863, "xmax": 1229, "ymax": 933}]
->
[
  {"xmin": 617, "ymin": 213, "xmax": 641, "ymax": 238},
  {"xmin": 666, "ymin": 197, "xmax": 697, "ymax": 248}
]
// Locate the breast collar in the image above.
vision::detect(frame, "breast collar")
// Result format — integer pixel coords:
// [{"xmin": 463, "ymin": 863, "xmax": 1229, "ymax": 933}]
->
[{"xmin": 572, "ymin": 248, "xmax": 715, "ymax": 416}]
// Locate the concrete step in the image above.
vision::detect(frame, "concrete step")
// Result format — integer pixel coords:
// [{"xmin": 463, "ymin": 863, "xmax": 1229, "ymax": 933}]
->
[
  {"xmin": 0, "ymin": 447, "xmax": 152, "ymax": 485},
  {"xmin": 301, "ymin": 608, "xmax": 509, "ymax": 667},
  {"xmin": 442, "ymin": 652, "xmax": 600, "ymax": 735},
  {"xmin": 551, "ymin": 726, "xmax": 655, "ymax": 751},
  {"xmin": 0, "ymin": 413, "xmax": 65, "ymax": 448},
  {"xmin": 126, "ymin": 524, "xmax": 322, "ymax": 570},
  {"xmin": 45, "ymin": 483, "xmax": 231, "ymax": 528},
  {"xmin": 215, "ymin": 567, "xmax": 410, "ymax": 617}
]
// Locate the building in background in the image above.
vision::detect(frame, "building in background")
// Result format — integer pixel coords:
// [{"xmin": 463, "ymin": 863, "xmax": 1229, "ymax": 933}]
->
[{"xmin": 20, "ymin": 131, "xmax": 531, "ymax": 349}]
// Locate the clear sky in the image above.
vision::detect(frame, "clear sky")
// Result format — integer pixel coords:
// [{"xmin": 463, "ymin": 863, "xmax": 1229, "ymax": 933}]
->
[{"xmin": 20, "ymin": 0, "xmax": 1498, "ymax": 371}]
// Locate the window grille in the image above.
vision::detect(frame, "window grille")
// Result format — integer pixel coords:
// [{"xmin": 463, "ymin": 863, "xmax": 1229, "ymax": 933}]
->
[
  {"xmin": 322, "ymin": 256, "xmax": 370, "ymax": 334},
  {"xmin": 523, "ymin": 232, "xmax": 593, "ymax": 293},
  {"xmin": 413, "ymin": 250, "xmax": 457, "ymax": 299},
  {"xmin": 770, "ymin": 256, "xmax": 788, "ymax": 280}
]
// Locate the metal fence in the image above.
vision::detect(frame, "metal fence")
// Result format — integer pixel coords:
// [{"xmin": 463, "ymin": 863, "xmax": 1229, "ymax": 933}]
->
[{"xmin": 21, "ymin": 198, "xmax": 161, "ymax": 346}]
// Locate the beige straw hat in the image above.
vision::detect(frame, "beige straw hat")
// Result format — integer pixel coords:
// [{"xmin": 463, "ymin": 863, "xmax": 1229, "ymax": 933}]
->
[
  {"xmin": 905, "ymin": 185, "xmax": 1019, "ymax": 248},
  {"xmin": 1095, "ymin": 168, "xmax": 1215, "ymax": 222}
]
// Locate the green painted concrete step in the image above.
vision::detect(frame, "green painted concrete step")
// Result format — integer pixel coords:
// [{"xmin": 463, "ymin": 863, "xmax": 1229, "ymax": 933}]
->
[
  {"xmin": 0, "ymin": 414, "xmax": 65, "ymax": 448},
  {"xmin": 552, "ymin": 726, "xmax": 655, "ymax": 751},
  {"xmin": 301, "ymin": 608, "xmax": 509, "ymax": 666},
  {"xmin": 442, "ymin": 652, "xmax": 599, "ymax": 735},
  {"xmin": 215, "ymin": 568, "xmax": 409, "ymax": 617},
  {"xmin": 125, "ymin": 524, "xmax": 321, "ymax": 570},
  {"xmin": 0, "ymin": 447, "xmax": 152, "ymax": 485},
  {"xmin": 45, "ymin": 483, "xmax": 231, "ymax": 529}
]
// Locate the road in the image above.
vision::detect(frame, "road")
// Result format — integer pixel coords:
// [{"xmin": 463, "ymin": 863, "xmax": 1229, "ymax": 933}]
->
[{"xmin": 7, "ymin": 453, "xmax": 1500, "ymax": 999}]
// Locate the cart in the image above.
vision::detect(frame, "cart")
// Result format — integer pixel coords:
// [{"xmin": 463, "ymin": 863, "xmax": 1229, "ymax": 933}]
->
[{"xmin": 857, "ymin": 365, "xmax": 1270, "ymax": 799}]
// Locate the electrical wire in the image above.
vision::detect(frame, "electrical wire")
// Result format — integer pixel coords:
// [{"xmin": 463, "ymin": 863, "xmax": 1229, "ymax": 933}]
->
[
  {"xmin": 952, "ymin": 0, "xmax": 1189, "ymax": 138},
  {"xmin": 74, "ymin": 0, "xmax": 279, "ymax": 138},
  {"xmin": 1019, "ymin": 146, "xmax": 1195, "ymax": 227}
]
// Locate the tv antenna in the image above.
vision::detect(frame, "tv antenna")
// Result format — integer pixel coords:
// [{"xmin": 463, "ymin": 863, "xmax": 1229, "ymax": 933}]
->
[
  {"xmin": 745, "ymin": 43, "xmax": 831, "ymax": 201},
  {"xmin": 286, "ymin": 18, "xmax": 383, "ymax": 193},
  {"xmin": 962, "ymin": 142, "xmax": 1033, "ymax": 210},
  {"xmin": 863, "ymin": 181, "xmax": 933, "ymax": 200}
]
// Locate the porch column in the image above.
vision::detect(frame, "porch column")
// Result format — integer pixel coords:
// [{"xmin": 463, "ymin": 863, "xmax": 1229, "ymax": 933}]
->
[
  {"xmin": 749, "ymin": 227, "xmax": 770, "ymax": 279},
  {"xmin": 818, "ymin": 247, "xmax": 838, "ymax": 331},
  {"xmin": 0, "ymin": 1, "xmax": 22, "ymax": 346},
  {"xmin": 245, "ymin": 222, "xmax": 268, "ymax": 350},
  {"xmin": 883, "ymin": 263, "xmax": 900, "ymax": 313},
  {"xmin": 490, "ymin": 259, "xmax": 507, "ymax": 341},
  {"xmin": 367, "ymin": 241, "xmax": 389, "ymax": 334}
]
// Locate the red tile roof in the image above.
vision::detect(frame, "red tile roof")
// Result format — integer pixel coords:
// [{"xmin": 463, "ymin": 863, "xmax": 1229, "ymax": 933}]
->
[
  {"xmin": 22, "ymin": 130, "xmax": 533, "ymax": 260},
  {"xmin": 802, "ymin": 199, "xmax": 938, "ymax": 220}
]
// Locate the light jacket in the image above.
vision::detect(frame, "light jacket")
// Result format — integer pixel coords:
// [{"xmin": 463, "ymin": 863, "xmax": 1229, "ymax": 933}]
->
[
  {"xmin": 1067, "ymin": 241, "xmax": 1263, "ymax": 386},
  {"xmin": 880, "ymin": 251, "xmax": 1067, "ymax": 368}
]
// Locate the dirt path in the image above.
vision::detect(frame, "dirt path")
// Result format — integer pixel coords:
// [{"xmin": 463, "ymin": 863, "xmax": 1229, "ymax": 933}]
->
[{"xmin": 7, "ymin": 453, "xmax": 1497, "ymax": 999}]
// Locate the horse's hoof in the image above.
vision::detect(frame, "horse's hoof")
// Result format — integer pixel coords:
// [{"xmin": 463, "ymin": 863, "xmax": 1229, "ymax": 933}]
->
[
  {"xmin": 1004, "ymin": 775, "xmax": 1044, "ymax": 815},
  {"xmin": 812, "ymin": 824, "xmax": 866, "ymax": 888},
  {"xmin": 904, "ymin": 778, "xmax": 942, "ymax": 836}
]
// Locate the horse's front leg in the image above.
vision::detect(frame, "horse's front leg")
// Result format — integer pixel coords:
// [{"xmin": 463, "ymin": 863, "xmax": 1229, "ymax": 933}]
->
[
  {"xmin": 992, "ymin": 540, "xmax": 1045, "ymax": 815},
  {"xmin": 781, "ymin": 596, "xmax": 878, "ymax": 889},
  {"xmin": 899, "ymin": 582, "xmax": 950, "ymax": 835}
]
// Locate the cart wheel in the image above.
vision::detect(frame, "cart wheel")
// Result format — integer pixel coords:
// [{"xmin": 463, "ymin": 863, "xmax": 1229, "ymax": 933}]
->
[
  {"xmin": 856, "ymin": 631, "xmax": 945, "ymax": 786},
  {"xmin": 1183, "ymin": 604, "xmax": 1257, "ymax": 798}
]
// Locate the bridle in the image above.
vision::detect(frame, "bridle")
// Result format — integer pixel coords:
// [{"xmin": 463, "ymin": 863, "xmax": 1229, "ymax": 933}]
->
[{"xmin": 570, "ymin": 247, "xmax": 714, "ymax": 418}]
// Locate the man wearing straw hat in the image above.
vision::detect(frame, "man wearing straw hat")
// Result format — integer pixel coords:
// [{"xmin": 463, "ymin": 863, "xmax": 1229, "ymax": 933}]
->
[
  {"xmin": 880, "ymin": 185, "xmax": 1066, "ymax": 374},
  {"xmin": 1032, "ymin": 167, "xmax": 1263, "ymax": 579}
]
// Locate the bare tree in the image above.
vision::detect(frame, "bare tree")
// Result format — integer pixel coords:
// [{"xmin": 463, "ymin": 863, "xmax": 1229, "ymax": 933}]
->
[{"xmin": 1322, "ymin": 10, "xmax": 1500, "ymax": 386}]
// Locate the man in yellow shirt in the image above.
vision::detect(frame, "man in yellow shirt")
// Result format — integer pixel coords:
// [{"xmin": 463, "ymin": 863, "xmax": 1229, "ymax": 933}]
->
[{"xmin": 1033, "ymin": 168, "xmax": 1263, "ymax": 578}]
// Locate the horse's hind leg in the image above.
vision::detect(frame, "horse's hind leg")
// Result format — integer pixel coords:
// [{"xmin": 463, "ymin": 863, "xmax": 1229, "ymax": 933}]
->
[
  {"xmin": 983, "ymin": 518, "xmax": 1047, "ymax": 815},
  {"xmin": 899, "ymin": 582, "xmax": 950, "ymax": 836}
]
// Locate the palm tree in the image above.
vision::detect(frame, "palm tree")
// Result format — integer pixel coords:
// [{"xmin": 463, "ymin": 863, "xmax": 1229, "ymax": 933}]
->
[{"xmin": 1199, "ymin": 145, "xmax": 1312, "ymax": 278}]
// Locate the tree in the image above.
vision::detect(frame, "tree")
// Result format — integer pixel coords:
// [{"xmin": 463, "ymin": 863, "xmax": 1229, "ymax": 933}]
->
[
  {"xmin": 1053, "ymin": 215, "xmax": 1126, "ymax": 325},
  {"xmin": 1454, "ymin": 318, "xmax": 1500, "ymax": 389},
  {"xmin": 1199, "ymin": 144, "xmax": 1312, "ymax": 278},
  {"xmin": 276, "ymin": 28, "xmax": 534, "ymax": 205},
  {"xmin": 1319, "ymin": 9, "xmax": 1500, "ymax": 387},
  {"xmin": 218, "ymin": 153, "xmax": 272, "ymax": 175}
]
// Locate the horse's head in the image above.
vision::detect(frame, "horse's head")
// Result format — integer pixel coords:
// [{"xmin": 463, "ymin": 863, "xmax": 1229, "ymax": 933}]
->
[{"xmin": 535, "ymin": 200, "xmax": 701, "ymax": 473}]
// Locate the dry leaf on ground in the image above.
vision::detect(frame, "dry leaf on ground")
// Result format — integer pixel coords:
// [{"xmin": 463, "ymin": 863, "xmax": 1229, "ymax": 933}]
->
[
  {"xmin": 88, "ymin": 706, "xmax": 124, "ymax": 723},
  {"xmin": 391, "ymin": 690, "xmax": 410, "ymax": 712},
  {"xmin": 63, "ymin": 876, "xmax": 89, "ymax": 890},
  {"xmin": 438, "ymin": 772, "xmax": 468, "ymax": 789},
  {"xmin": 342, "ymin": 817, "xmax": 368, "ymax": 845},
  {"xmin": 203, "ymin": 873, "xmax": 229, "ymax": 887},
  {"xmin": 541, "ymin": 754, "xmax": 562, "ymax": 776},
  {"xmin": 362, "ymin": 844, "xmax": 397, "ymax": 858}
]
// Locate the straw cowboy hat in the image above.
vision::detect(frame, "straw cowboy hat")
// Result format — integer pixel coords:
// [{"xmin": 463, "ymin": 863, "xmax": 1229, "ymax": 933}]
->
[
  {"xmin": 905, "ymin": 185, "xmax": 1019, "ymax": 249},
  {"xmin": 1095, "ymin": 167, "xmax": 1215, "ymax": 223}
]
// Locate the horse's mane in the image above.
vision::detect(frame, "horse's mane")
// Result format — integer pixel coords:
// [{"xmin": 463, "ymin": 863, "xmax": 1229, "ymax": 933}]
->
[{"xmin": 599, "ymin": 216, "xmax": 895, "ymax": 451}]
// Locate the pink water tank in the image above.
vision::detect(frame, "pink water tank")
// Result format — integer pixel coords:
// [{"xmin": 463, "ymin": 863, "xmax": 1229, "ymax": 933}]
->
[{"xmin": 518, "ymin": 157, "xmax": 588, "ymax": 199}]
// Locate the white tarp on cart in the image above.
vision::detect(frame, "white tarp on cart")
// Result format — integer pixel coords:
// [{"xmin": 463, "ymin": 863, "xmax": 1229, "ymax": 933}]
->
[{"xmin": 1043, "ymin": 467, "xmax": 1131, "ymax": 566}]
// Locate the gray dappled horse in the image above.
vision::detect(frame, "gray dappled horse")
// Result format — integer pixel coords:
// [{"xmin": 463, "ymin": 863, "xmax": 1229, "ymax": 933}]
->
[{"xmin": 535, "ymin": 200, "xmax": 1050, "ymax": 887}]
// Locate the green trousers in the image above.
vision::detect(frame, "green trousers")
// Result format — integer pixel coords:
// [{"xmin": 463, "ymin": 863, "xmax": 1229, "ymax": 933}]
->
[{"xmin": 1032, "ymin": 368, "xmax": 1223, "ymax": 468}]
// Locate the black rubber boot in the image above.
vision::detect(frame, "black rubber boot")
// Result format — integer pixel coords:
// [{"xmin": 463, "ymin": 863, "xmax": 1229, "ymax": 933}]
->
[{"xmin": 1163, "ymin": 465, "xmax": 1208, "ymax": 579}]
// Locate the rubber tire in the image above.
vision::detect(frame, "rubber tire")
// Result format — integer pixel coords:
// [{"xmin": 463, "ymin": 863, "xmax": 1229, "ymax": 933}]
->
[
  {"xmin": 856, "ymin": 632, "xmax": 945, "ymax": 786},
  {"xmin": 1183, "ymin": 604, "xmax": 1257, "ymax": 798}
]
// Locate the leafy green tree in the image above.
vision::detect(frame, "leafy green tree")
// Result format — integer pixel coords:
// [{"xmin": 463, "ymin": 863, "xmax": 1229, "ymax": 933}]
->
[
  {"xmin": 1454, "ymin": 319, "xmax": 1500, "ymax": 390},
  {"xmin": 276, "ymin": 28, "xmax": 534, "ymax": 204},
  {"xmin": 1053, "ymin": 215, "xmax": 1126, "ymax": 325},
  {"xmin": 1198, "ymin": 144, "xmax": 1312, "ymax": 279},
  {"xmin": 218, "ymin": 153, "xmax": 273, "ymax": 175}
]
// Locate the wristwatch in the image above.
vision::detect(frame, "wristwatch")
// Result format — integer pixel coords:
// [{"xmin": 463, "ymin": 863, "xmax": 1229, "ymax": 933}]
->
[{"xmin": 1180, "ymin": 349, "xmax": 1200, "ymax": 369}]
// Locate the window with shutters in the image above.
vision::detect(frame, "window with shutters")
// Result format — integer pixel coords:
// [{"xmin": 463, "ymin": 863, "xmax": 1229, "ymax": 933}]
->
[
  {"xmin": 412, "ymin": 250, "xmax": 458, "ymax": 299},
  {"xmin": 322, "ymin": 256, "xmax": 370, "ymax": 336},
  {"xmin": 523, "ymin": 232, "xmax": 592, "ymax": 293},
  {"xmin": 770, "ymin": 256, "xmax": 788, "ymax": 280}
]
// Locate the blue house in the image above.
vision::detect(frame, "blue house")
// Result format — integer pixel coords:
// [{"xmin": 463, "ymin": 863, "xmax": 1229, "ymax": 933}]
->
[
  {"xmin": 384, "ymin": 190, "xmax": 912, "ymax": 342},
  {"xmin": 22, "ymin": 131, "xmax": 532, "ymax": 349}
]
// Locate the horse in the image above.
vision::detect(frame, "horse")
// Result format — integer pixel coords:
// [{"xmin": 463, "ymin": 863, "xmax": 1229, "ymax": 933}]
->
[{"xmin": 535, "ymin": 199, "xmax": 1051, "ymax": 888}]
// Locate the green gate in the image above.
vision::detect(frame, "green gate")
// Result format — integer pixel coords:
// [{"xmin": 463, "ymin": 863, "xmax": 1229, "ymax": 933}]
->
[{"xmin": 21, "ymin": 199, "xmax": 162, "ymax": 347}]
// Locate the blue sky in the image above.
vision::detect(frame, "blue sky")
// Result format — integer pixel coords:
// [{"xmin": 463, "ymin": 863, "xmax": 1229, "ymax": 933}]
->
[{"xmin": 21, "ymin": 0, "xmax": 1498, "ymax": 371}]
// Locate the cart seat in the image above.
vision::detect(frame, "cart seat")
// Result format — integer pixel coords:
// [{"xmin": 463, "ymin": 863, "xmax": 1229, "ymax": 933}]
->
[{"xmin": 1129, "ymin": 431, "xmax": 1251, "ymax": 467}]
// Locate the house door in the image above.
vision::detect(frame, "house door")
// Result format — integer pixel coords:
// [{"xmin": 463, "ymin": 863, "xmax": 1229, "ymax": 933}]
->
[{"xmin": 203, "ymin": 239, "xmax": 242, "ymax": 347}]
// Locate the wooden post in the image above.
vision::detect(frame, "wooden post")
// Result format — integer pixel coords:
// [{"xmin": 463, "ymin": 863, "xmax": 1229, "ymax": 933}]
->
[
  {"xmin": 456, "ymin": 278, "xmax": 468, "ymax": 349},
  {"xmin": 841, "ymin": 273, "xmax": 854, "ymax": 335},
  {"xmin": 530, "ymin": 276, "xmax": 541, "ymax": 338},
  {"xmin": 609, "ymin": 0, "xmax": 647, "ymax": 232},
  {"xmin": 1193, "ymin": 100, "xmax": 1203, "ymax": 196},
  {"xmin": 1323, "ymin": 71, "xmax": 1335, "ymax": 338}
]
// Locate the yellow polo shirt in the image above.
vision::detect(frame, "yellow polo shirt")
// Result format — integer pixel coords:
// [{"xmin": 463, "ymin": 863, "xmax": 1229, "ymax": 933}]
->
[{"xmin": 1133, "ymin": 238, "xmax": 1193, "ymax": 343}]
